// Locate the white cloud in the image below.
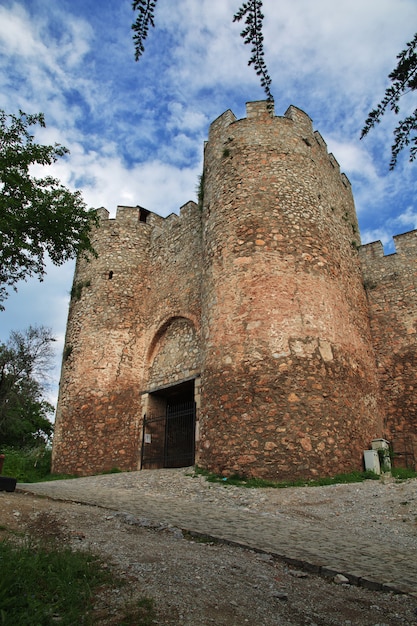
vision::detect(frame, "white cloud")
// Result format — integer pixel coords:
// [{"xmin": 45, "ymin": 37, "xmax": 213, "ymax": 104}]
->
[
  {"xmin": 0, "ymin": 4, "xmax": 42, "ymax": 58},
  {"xmin": 37, "ymin": 141, "xmax": 201, "ymax": 217},
  {"xmin": 360, "ymin": 226, "xmax": 394, "ymax": 248},
  {"xmin": 395, "ymin": 206, "xmax": 417, "ymax": 231},
  {"xmin": 167, "ymin": 102, "xmax": 208, "ymax": 133},
  {"xmin": 326, "ymin": 138, "xmax": 379, "ymax": 181},
  {"xmin": 1, "ymin": 0, "xmax": 417, "ymax": 409},
  {"xmin": 264, "ymin": 0, "xmax": 416, "ymax": 88}
]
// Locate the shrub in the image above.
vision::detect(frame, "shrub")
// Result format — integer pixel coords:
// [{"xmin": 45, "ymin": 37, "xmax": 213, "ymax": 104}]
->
[{"xmin": 1, "ymin": 446, "xmax": 52, "ymax": 482}]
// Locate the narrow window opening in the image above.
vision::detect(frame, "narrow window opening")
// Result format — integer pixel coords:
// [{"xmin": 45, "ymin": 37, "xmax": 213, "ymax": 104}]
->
[
  {"xmin": 138, "ymin": 207, "xmax": 150, "ymax": 223},
  {"xmin": 108, "ymin": 271, "xmax": 113, "ymax": 280}
]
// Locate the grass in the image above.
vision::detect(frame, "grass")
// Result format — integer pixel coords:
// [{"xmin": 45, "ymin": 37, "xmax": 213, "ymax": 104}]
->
[
  {"xmin": 391, "ymin": 466, "xmax": 417, "ymax": 480},
  {"xmin": 0, "ymin": 444, "xmax": 158, "ymax": 625},
  {"xmin": 0, "ymin": 539, "xmax": 156, "ymax": 625},
  {"xmin": 1, "ymin": 446, "xmax": 76, "ymax": 483},
  {"xmin": 192, "ymin": 466, "xmax": 411, "ymax": 488},
  {"xmin": 0, "ymin": 507, "xmax": 156, "ymax": 625},
  {"xmin": 0, "ymin": 540, "xmax": 109, "ymax": 625},
  {"xmin": 120, "ymin": 598, "xmax": 156, "ymax": 626}
]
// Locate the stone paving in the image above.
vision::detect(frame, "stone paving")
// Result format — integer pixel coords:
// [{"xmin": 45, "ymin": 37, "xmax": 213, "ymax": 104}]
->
[{"xmin": 18, "ymin": 469, "xmax": 417, "ymax": 597}]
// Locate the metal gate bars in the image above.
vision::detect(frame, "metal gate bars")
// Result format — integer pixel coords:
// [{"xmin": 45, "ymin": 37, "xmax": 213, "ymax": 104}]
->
[{"xmin": 141, "ymin": 401, "xmax": 196, "ymax": 469}]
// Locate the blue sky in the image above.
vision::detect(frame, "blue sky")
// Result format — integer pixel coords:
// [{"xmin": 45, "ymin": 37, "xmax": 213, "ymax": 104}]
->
[{"xmin": 1, "ymin": 0, "xmax": 416, "ymax": 406}]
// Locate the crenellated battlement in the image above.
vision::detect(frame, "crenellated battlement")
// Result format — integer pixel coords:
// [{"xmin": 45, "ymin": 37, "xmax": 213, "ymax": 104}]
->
[
  {"xmin": 92, "ymin": 200, "xmax": 199, "ymax": 239},
  {"xmin": 393, "ymin": 229, "xmax": 417, "ymax": 255},
  {"xmin": 359, "ymin": 239, "xmax": 385, "ymax": 260},
  {"xmin": 283, "ymin": 104, "xmax": 313, "ymax": 134},
  {"xmin": 359, "ymin": 229, "xmax": 417, "ymax": 265},
  {"xmin": 359, "ymin": 231, "xmax": 417, "ymax": 300},
  {"xmin": 206, "ymin": 101, "xmax": 352, "ymax": 198}
]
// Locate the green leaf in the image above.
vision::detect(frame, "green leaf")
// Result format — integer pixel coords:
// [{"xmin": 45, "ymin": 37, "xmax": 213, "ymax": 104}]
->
[
  {"xmin": 361, "ymin": 32, "xmax": 417, "ymax": 169},
  {"xmin": 0, "ymin": 109, "xmax": 98, "ymax": 308}
]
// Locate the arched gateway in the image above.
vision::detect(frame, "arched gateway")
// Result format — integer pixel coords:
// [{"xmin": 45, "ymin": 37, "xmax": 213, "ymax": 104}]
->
[{"xmin": 140, "ymin": 316, "xmax": 201, "ymax": 469}]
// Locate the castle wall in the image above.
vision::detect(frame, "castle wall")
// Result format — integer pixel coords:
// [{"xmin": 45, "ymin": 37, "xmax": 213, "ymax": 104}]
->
[
  {"xmin": 143, "ymin": 201, "xmax": 202, "ymax": 392},
  {"xmin": 199, "ymin": 101, "xmax": 383, "ymax": 480},
  {"xmin": 53, "ymin": 100, "xmax": 414, "ymax": 480},
  {"xmin": 52, "ymin": 202, "xmax": 202, "ymax": 476},
  {"xmin": 359, "ymin": 232, "xmax": 417, "ymax": 466}
]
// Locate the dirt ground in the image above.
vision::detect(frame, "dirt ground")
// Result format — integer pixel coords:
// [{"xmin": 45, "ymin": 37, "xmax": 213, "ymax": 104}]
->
[{"xmin": 1, "ymin": 489, "xmax": 417, "ymax": 625}]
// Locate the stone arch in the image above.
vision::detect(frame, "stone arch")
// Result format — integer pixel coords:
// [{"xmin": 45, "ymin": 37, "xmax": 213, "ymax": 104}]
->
[{"xmin": 146, "ymin": 315, "xmax": 201, "ymax": 391}]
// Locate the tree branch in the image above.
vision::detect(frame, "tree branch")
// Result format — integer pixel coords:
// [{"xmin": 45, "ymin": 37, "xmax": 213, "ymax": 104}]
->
[
  {"xmin": 361, "ymin": 32, "xmax": 417, "ymax": 168},
  {"xmin": 131, "ymin": 1, "xmax": 274, "ymax": 103},
  {"xmin": 233, "ymin": 1, "xmax": 274, "ymax": 103},
  {"xmin": 132, "ymin": 0, "xmax": 158, "ymax": 61}
]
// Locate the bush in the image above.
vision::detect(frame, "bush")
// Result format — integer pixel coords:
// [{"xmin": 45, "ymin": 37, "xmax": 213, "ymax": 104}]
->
[{"xmin": 1, "ymin": 446, "xmax": 52, "ymax": 482}]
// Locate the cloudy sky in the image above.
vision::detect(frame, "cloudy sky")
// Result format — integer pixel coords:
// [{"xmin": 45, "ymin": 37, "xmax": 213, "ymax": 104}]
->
[{"xmin": 1, "ymin": 0, "xmax": 416, "ymax": 405}]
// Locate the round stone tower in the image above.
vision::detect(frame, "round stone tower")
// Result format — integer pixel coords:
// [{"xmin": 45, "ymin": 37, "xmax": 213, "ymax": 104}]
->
[{"xmin": 198, "ymin": 101, "xmax": 383, "ymax": 480}]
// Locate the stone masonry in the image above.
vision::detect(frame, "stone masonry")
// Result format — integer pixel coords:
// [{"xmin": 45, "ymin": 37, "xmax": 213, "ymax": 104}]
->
[
  {"xmin": 52, "ymin": 101, "xmax": 417, "ymax": 478},
  {"xmin": 359, "ymin": 233, "xmax": 417, "ymax": 468}
]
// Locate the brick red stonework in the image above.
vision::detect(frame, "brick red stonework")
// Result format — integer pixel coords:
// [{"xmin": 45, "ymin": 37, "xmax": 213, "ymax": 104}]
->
[
  {"xmin": 359, "ymin": 233, "xmax": 417, "ymax": 467},
  {"xmin": 52, "ymin": 101, "xmax": 415, "ymax": 478}
]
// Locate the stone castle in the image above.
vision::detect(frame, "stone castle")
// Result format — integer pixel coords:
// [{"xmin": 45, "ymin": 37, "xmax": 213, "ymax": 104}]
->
[{"xmin": 52, "ymin": 101, "xmax": 417, "ymax": 479}]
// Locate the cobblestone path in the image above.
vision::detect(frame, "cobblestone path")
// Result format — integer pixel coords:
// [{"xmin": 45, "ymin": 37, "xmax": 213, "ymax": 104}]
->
[{"xmin": 19, "ymin": 469, "xmax": 417, "ymax": 596}]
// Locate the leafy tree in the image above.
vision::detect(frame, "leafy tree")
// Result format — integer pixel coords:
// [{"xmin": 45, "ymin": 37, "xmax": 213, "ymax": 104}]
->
[
  {"xmin": 0, "ymin": 325, "xmax": 55, "ymax": 447},
  {"xmin": 361, "ymin": 32, "xmax": 417, "ymax": 169},
  {"xmin": 132, "ymin": 0, "xmax": 273, "ymax": 102},
  {"xmin": 0, "ymin": 110, "xmax": 98, "ymax": 309}
]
